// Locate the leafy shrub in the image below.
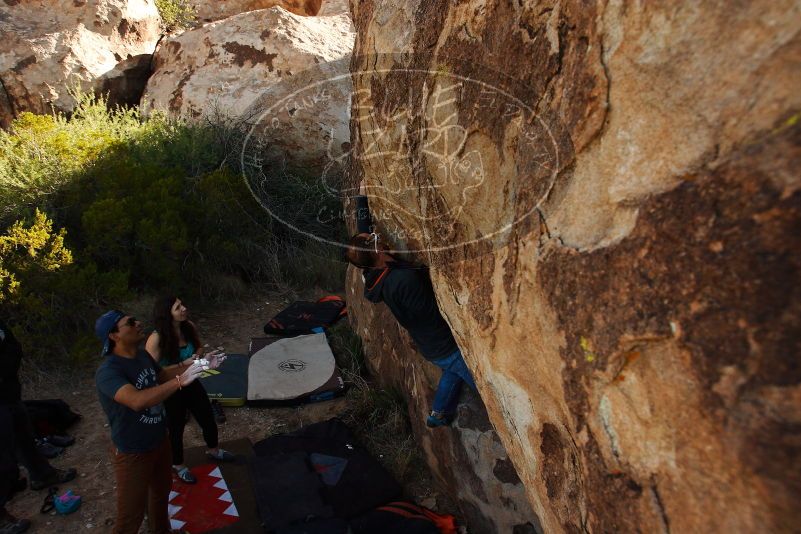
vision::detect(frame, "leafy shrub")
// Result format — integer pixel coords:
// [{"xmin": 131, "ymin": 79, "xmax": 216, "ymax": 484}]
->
[
  {"xmin": 0, "ymin": 210, "xmax": 72, "ymax": 304},
  {"xmin": 155, "ymin": 0, "xmax": 197, "ymax": 32},
  {"xmin": 0, "ymin": 95, "xmax": 142, "ymax": 225},
  {"xmin": 0, "ymin": 93, "xmax": 346, "ymax": 361},
  {"xmin": 0, "ymin": 209, "xmax": 129, "ymax": 360}
]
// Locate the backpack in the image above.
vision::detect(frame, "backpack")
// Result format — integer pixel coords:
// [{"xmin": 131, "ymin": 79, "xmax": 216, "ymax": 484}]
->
[{"xmin": 350, "ymin": 501, "xmax": 457, "ymax": 534}]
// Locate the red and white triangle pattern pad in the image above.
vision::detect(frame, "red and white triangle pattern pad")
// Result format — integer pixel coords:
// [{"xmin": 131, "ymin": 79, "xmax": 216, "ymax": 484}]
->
[{"xmin": 169, "ymin": 464, "xmax": 240, "ymax": 533}]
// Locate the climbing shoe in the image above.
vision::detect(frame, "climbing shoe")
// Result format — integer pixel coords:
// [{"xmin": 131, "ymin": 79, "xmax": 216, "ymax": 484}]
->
[
  {"xmin": 34, "ymin": 439, "xmax": 63, "ymax": 459},
  {"xmin": 0, "ymin": 511, "xmax": 30, "ymax": 534},
  {"xmin": 207, "ymin": 449, "xmax": 236, "ymax": 462},
  {"xmin": 30, "ymin": 468, "xmax": 76, "ymax": 491},
  {"xmin": 211, "ymin": 400, "xmax": 226, "ymax": 424},
  {"xmin": 43, "ymin": 435, "xmax": 75, "ymax": 448},
  {"xmin": 425, "ymin": 411, "xmax": 452, "ymax": 428},
  {"xmin": 173, "ymin": 466, "xmax": 196, "ymax": 484}
]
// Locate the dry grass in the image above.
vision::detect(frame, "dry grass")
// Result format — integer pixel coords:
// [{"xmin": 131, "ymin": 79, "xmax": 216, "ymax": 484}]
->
[{"xmin": 327, "ymin": 321, "xmax": 425, "ymax": 484}]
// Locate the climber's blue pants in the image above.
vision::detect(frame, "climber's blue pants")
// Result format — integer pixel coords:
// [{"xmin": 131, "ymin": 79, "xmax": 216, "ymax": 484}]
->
[{"xmin": 431, "ymin": 349, "xmax": 476, "ymax": 416}]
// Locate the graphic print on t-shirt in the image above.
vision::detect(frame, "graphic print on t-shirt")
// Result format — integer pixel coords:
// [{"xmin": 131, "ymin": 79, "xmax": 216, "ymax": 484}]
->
[{"xmin": 134, "ymin": 365, "xmax": 164, "ymax": 425}]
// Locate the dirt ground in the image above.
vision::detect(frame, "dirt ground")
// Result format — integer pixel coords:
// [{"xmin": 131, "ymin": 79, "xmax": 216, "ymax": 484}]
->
[{"xmin": 7, "ymin": 288, "xmax": 444, "ymax": 533}]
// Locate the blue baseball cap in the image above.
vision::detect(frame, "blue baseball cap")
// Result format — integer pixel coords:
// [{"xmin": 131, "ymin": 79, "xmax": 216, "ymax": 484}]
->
[{"xmin": 95, "ymin": 310, "xmax": 125, "ymax": 356}]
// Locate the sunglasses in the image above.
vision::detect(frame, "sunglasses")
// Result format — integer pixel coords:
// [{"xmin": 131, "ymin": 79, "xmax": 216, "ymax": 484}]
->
[{"xmin": 112, "ymin": 316, "xmax": 138, "ymax": 332}]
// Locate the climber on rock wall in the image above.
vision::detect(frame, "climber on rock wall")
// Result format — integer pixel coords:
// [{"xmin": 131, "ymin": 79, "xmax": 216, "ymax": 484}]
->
[{"xmin": 346, "ymin": 182, "xmax": 477, "ymax": 428}]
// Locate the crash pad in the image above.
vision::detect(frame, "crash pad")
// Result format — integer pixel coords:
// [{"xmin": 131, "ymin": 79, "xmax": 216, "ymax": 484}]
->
[
  {"xmin": 199, "ymin": 353, "xmax": 249, "ymax": 407},
  {"xmin": 247, "ymin": 334, "xmax": 345, "ymax": 405}
]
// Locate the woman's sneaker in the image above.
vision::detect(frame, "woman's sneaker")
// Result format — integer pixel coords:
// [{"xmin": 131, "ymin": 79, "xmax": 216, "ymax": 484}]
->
[
  {"xmin": 211, "ymin": 400, "xmax": 226, "ymax": 424},
  {"xmin": 425, "ymin": 411, "xmax": 452, "ymax": 428},
  {"xmin": 173, "ymin": 466, "xmax": 196, "ymax": 484}
]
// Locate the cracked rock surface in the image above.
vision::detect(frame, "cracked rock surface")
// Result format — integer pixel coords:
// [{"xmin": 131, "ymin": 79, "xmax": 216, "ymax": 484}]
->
[
  {"xmin": 346, "ymin": 1, "xmax": 801, "ymax": 532},
  {"xmin": 141, "ymin": 6, "xmax": 354, "ymax": 171},
  {"xmin": 0, "ymin": 0, "xmax": 161, "ymax": 128}
]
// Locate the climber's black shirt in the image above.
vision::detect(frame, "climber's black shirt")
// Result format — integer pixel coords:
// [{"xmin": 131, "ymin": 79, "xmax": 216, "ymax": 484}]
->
[{"xmin": 355, "ymin": 196, "xmax": 459, "ymax": 361}]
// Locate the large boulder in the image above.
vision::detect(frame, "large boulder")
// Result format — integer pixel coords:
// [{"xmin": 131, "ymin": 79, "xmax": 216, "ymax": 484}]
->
[
  {"xmin": 186, "ymin": 0, "xmax": 348, "ymax": 23},
  {"xmin": 347, "ymin": 273, "xmax": 541, "ymax": 533},
  {"xmin": 188, "ymin": 0, "xmax": 322, "ymax": 23},
  {"xmin": 317, "ymin": 0, "xmax": 348, "ymax": 16},
  {"xmin": 141, "ymin": 7, "xmax": 354, "ymax": 170},
  {"xmin": 0, "ymin": 0, "xmax": 161, "ymax": 128},
  {"xmin": 346, "ymin": 1, "xmax": 801, "ymax": 533}
]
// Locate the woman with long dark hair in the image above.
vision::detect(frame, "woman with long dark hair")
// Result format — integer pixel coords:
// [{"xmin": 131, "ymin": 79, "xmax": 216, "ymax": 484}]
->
[{"xmin": 145, "ymin": 296, "xmax": 234, "ymax": 483}]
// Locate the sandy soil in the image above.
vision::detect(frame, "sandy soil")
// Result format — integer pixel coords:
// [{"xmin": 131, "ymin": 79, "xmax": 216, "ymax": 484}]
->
[{"xmin": 6, "ymin": 288, "xmax": 443, "ymax": 533}]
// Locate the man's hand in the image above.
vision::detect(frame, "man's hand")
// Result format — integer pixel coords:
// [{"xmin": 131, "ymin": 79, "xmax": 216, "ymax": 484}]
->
[
  {"xmin": 359, "ymin": 180, "xmax": 366, "ymax": 196},
  {"xmin": 179, "ymin": 362, "xmax": 205, "ymax": 386}
]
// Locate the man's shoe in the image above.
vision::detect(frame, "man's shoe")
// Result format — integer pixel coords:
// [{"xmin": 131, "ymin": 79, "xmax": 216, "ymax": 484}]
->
[
  {"xmin": 44, "ymin": 435, "xmax": 75, "ymax": 448},
  {"xmin": 0, "ymin": 511, "xmax": 30, "ymax": 533},
  {"xmin": 425, "ymin": 411, "xmax": 452, "ymax": 428},
  {"xmin": 30, "ymin": 468, "xmax": 77, "ymax": 491},
  {"xmin": 34, "ymin": 440, "xmax": 63, "ymax": 459},
  {"xmin": 211, "ymin": 400, "xmax": 226, "ymax": 424}
]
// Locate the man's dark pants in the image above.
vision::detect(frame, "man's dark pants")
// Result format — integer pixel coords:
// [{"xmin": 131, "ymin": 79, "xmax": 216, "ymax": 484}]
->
[
  {"xmin": 0, "ymin": 406, "xmax": 20, "ymax": 512},
  {"xmin": 6, "ymin": 402, "xmax": 53, "ymax": 482},
  {"xmin": 111, "ymin": 436, "xmax": 172, "ymax": 534},
  {"xmin": 165, "ymin": 381, "xmax": 217, "ymax": 466}
]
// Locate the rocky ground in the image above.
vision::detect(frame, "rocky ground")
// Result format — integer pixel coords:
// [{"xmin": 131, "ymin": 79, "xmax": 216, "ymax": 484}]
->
[{"xmin": 6, "ymin": 287, "xmax": 446, "ymax": 533}]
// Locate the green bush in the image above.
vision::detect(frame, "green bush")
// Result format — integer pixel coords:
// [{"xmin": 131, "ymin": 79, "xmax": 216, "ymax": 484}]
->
[
  {"xmin": 0, "ymin": 209, "xmax": 129, "ymax": 360},
  {"xmin": 155, "ymin": 0, "xmax": 197, "ymax": 32},
  {"xmin": 0, "ymin": 93, "xmax": 346, "ymax": 361},
  {"xmin": 0, "ymin": 95, "xmax": 142, "ymax": 225},
  {"xmin": 0, "ymin": 209, "xmax": 73, "ymax": 304}
]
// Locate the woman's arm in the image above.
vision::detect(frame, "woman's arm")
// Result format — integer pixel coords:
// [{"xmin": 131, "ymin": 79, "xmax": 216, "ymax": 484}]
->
[
  {"xmin": 188, "ymin": 321, "xmax": 204, "ymax": 356},
  {"xmin": 145, "ymin": 332, "xmax": 161, "ymax": 362},
  {"xmin": 146, "ymin": 331, "xmax": 189, "ymax": 371}
]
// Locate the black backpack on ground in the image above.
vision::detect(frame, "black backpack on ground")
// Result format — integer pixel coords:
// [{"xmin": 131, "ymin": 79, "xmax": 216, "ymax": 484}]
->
[
  {"xmin": 22, "ymin": 399, "xmax": 81, "ymax": 438},
  {"xmin": 263, "ymin": 297, "xmax": 347, "ymax": 336}
]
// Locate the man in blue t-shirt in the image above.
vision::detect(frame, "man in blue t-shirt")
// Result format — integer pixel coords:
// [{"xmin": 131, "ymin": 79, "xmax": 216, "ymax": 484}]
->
[{"xmin": 95, "ymin": 310, "xmax": 222, "ymax": 534}]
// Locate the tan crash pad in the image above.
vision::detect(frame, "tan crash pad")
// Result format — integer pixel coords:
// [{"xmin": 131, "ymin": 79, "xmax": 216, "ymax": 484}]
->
[{"xmin": 247, "ymin": 332, "xmax": 336, "ymax": 401}]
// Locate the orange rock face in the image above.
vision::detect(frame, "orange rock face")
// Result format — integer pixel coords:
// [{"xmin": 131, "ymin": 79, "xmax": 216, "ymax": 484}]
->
[{"xmin": 345, "ymin": 1, "xmax": 801, "ymax": 532}]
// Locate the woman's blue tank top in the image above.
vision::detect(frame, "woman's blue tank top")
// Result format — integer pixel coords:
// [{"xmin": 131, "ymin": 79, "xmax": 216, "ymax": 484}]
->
[{"xmin": 178, "ymin": 342, "xmax": 195, "ymax": 362}]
